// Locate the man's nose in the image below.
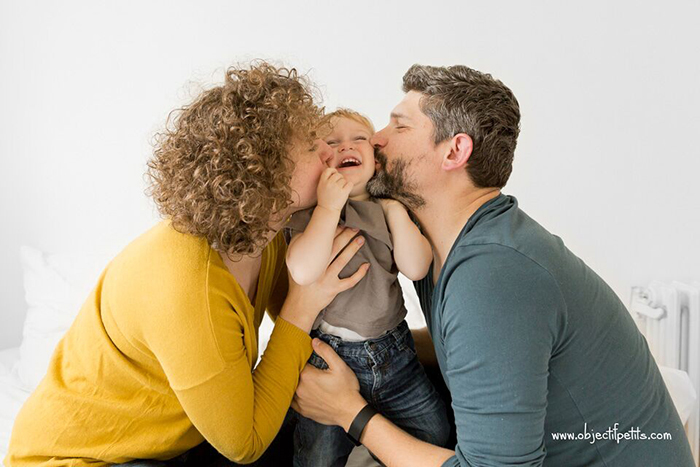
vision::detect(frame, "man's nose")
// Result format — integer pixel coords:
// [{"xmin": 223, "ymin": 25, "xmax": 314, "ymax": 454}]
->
[{"xmin": 370, "ymin": 131, "xmax": 387, "ymax": 149}]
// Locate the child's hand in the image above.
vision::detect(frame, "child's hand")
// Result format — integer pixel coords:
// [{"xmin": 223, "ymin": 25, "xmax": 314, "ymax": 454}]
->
[
  {"xmin": 317, "ymin": 168, "xmax": 353, "ymax": 212},
  {"xmin": 378, "ymin": 198, "xmax": 405, "ymax": 215}
]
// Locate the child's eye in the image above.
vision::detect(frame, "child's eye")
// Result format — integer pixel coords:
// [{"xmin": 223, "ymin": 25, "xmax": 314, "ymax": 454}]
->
[
  {"xmin": 325, "ymin": 140, "xmax": 339, "ymax": 146},
  {"xmin": 354, "ymin": 136, "xmax": 367, "ymax": 141}
]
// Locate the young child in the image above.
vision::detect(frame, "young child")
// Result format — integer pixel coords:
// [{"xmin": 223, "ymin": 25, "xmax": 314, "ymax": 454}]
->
[{"xmin": 285, "ymin": 109, "xmax": 450, "ymax": 466}]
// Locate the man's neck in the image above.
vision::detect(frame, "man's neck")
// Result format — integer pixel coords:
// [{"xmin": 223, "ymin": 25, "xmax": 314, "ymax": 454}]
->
[{"xmin": 414, "ymin": 187, "xmax": 501, "ymax": 281}]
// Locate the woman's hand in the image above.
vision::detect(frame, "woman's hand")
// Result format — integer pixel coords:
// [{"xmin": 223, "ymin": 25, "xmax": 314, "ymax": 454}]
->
[
  {"xmin": 279, "ymin": 226, "xmax": 369, "ymax": 333},
  {"xmin": 292, "ymin": 338, "xmax": 367, "ymax": 431}
]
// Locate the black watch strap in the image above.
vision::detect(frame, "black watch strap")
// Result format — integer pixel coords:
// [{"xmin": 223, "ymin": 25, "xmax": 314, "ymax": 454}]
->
[{"xmin": 346, "ymin": 404, "xmax": 378, "ymax": 446}]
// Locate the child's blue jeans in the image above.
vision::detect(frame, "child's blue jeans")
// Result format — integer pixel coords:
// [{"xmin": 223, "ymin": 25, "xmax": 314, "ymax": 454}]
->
[{"xmin": 292, "ymin": 320, "xmax": 450, "ymax": 467}]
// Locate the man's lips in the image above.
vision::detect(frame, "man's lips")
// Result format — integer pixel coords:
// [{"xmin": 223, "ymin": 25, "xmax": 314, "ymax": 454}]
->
[{"xmin": 374, "ymin": 149, "xmax": 388, "ymax": 170}]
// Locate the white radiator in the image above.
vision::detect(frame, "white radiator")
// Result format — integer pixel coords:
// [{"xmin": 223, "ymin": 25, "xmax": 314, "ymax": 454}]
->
[{"xmin": 631, "ymin": 280, "xmax": 700, "ymax": 465}]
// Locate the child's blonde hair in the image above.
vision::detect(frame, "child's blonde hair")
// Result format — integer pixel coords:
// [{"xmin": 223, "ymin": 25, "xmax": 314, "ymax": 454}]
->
[{"xmin": 320, "ymin": 108, "xmax": 375, "ymax": 134}]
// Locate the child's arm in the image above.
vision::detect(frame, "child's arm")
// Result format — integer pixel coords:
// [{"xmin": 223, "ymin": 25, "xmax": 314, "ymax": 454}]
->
[
  {"xmin": 378, "ymin": 199, "xmax": 432, "ymax": 281},
  {"xmin": 286, "ymin": 168, "xmax": 353, "ymax": 285}
]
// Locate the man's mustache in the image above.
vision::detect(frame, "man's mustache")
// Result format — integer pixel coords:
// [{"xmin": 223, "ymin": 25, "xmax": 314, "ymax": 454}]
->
[
  {"xmin": 366, "ymin": 149, "xmax": 426, "ymax": 210},
  {"xmin": 374, "ymin": 148, "xmax": 388, "ymax": 171}
]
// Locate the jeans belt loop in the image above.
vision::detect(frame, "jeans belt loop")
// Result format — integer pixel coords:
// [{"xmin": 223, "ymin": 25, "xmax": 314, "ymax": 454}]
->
[{"xmin": 390, "ymin": 322, "xmax": 406, "ymax": 351}]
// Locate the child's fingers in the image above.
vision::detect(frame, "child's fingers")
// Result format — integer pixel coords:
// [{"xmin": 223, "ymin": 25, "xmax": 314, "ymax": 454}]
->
[
  {"xmin": 330, "ymin": 172, "xmax": 346, "ymax": 185},
  {"xmin": 322, "ymin": 167, "xmax": 338, "ymax": 180}
]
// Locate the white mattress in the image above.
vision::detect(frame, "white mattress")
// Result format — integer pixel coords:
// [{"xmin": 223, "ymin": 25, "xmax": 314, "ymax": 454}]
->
[{"xmin": 0, "ymin": 346, "xmax": 30, "ymax": 466}]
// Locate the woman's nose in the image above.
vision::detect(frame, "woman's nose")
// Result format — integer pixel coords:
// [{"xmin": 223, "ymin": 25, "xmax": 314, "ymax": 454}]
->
[{"xmin": 316, "ymin": 140, "xmax": 333, "ymax": 165}]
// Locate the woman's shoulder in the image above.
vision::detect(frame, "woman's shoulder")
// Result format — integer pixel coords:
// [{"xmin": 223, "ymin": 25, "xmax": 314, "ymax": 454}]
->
[
  {"xmin": 126, "ymin": 219, "xmax": 209, "ymax": 257},
  {"xmin": 107, "ymin": 220, "xmax": 213, "ymax": 288}
]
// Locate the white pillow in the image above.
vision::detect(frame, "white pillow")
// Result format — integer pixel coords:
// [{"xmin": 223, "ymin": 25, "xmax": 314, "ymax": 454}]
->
[
  {"xmin": 659, "ymin": 365, "xmax": 697, "ymax": 425},
  {"xmin": 16, "ymin": 246, "xmax": 114, "ymax": 390}
]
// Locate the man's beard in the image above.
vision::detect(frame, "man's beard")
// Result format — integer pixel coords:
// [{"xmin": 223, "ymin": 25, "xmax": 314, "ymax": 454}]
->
[{"xmin": 366, "ymin": 149, "xmax": 426, "ymax": 211}]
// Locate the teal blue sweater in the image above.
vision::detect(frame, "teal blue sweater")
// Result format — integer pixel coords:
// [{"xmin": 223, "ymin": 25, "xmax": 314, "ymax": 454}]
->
[{"xmin": 415, "ymin": 194, "xmax": 693, "ymax": 466}]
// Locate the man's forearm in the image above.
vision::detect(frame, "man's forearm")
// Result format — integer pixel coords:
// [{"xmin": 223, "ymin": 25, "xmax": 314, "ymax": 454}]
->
[{"xmin": 359, "ymin": 413, "xmax": 455, "ymax": 467}]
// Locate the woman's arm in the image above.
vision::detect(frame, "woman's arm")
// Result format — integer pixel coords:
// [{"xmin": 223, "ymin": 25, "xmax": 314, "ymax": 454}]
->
[
  {"xmin": 286, "ymin": 167, "xmax": 353, "ymax": 285},
  {"xmin": 157, "ymin": 229, "xmax": 369, "ymax": 464},
  {"xmin": 379, "ymin": 199, "xmax": 433, "ymax": 281}
]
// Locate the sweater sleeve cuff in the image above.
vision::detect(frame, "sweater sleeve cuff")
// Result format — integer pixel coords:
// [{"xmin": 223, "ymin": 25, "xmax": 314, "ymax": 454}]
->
[{"xmin": 267, "ymin": 317, "xmax": 313, "ymax": 372}]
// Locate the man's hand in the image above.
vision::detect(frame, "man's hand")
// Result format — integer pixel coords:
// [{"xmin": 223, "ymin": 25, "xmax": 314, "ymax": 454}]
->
[
  {"xmin": 294, "ymin": 339, "xmax": 456, "ymax": 467},
  {"xmin": 317, "ymin": 167, "xmax": 353, "ymax": 213},
  {"xmin": 292, "ymin": 338, "xmax": 367, "ymax": 431}
]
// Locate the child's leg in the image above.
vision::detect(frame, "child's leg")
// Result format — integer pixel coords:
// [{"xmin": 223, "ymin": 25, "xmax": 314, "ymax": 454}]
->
[
  {"xmin": 371, "ymin": 322, "xmax": 451, "ymax": 448},
  {"xmin": 292, "ymin": 351, "xmax": 357, "ymax": 467},
  {"xmin": 293, "ymin": 411, "xmax": 356, "ymax": 467}
]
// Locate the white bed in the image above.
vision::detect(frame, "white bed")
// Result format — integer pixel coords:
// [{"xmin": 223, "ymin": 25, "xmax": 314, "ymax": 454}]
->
[{"xmin": 0, "ymin": 347, "xmax": 26, "ymax": 464}]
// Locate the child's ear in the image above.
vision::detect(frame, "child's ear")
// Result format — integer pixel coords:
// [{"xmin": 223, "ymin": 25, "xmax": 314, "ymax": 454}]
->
[{"xmin": 441, "ymin": 134, "xmax": 473, "ymax": 172}]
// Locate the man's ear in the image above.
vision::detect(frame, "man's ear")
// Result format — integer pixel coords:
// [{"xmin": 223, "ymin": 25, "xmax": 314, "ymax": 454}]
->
[{"xmin": 441, "ymin": 133, "xmax": 473, "ymax": 171}]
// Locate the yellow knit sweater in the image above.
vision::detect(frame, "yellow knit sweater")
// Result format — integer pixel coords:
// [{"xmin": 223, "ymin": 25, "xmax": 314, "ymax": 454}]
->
[{"xmin": 5, "ymin": 221, "xmax": 312, "ymax": 466}]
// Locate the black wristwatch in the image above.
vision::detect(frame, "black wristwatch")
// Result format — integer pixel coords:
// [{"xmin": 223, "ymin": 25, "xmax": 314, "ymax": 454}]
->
[{"xmin": 346, "ymin": 404, "xmax": 379, "ymax": 446}]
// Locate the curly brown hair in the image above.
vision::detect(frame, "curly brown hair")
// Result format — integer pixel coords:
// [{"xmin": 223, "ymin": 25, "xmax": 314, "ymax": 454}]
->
[{"xmin": 147, "ymin": 62, "xmax": 323, "ymax": 256}]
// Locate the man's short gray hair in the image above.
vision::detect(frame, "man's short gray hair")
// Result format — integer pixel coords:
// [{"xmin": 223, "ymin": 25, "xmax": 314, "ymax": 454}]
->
[{"xmin": 403, "ymin": 64, "xmax": 520, "ymax": 188}]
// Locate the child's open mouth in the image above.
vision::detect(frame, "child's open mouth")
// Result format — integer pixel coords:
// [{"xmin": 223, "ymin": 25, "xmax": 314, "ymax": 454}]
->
[{"xmin": 338, "ymin": 157, "xmax": 362, "ymax": 169}]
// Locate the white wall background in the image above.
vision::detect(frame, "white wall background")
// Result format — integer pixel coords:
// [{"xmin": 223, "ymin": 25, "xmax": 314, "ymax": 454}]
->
[{"xmin": 1, "ymin": 0, "xmax": 698, "ymax": 349}]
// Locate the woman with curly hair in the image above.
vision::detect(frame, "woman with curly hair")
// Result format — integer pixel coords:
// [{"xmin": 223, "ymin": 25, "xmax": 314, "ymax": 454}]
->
[{"xmin": 5, "ymin": 62, "xmax": 368, "ymax": 467}]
